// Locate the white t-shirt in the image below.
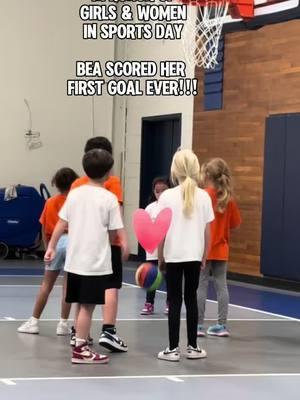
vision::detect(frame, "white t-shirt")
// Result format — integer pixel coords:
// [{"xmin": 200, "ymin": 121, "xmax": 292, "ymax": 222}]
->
[
  {"xmin": 145, "ymin": 201, "xmax": 160, "ymax": 261},
  {"xmin": 158, "ymin": 186, "xmax": 214, "ymax": 263},
  {"xmin": 59, "ymin": 185, "xmax": 123, "ymax": 276}
]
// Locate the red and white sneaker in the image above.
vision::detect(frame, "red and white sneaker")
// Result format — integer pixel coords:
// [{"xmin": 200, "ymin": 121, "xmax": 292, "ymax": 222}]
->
[
  {"xmin": 140, "ymin": 302, "xmax": 154, "ymax": 315},
  {"xmin": 72, "ymin": 343, "xmax": 109, "ymax": 364}
]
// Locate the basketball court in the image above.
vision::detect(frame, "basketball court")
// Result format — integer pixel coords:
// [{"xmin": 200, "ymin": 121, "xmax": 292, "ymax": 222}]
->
[
  {"xmin": 0, "ymin": 261, "xmax": 299, "ymax": 399},
  {"xmin": 1, "ymin": 0, "xmax": 300, "ymax": 398}
]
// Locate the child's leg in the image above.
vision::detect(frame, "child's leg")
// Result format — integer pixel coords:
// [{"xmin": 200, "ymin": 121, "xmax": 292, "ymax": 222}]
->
[
  {"xmin": 71, "ymin": 303, "xmax": 93, "ymax": 345},
  {"xmin": 18, "ymin": 243, "xmax": 65, "ymax": 334},
  {"xmin": 76, "ymin": 304, "xmax": 95, "ymax": 342},
  {"xmin": 211, "ymin": 261, "xmax": 229, "ymax": 325},
  {"xmin": 99, "ymin": 246, "xmax": 127, "ymax": 352},
  {"xmin": 197, "ymin": 262, "xmax": 211, "ymax": 325},
  {"xmin": 72, "ymin": 303, "xmax": 109, "ymax": 364},
  {"xmin": 163, "ymin": 272, "xmax": 169, "ymax": 304},
  {"xmin": 68, "ymin": 273, "xmax": 108, "ymax": 364},
  {"xmin": 32, "ymin": 270, "xmax": 60, "ymax": 318},
  {"xmin": 141, "ymin": 291, "xmax": 155, "ymax": 315},
  {"xmin": 73, "ymin": 303, "xmax": 80, "ymax": 329},
  {"xmin": 145, "ymin": 261, "xmax": 158, "ymax": 304},
  {"xmin": 101, "ymin": 246, "xmax": 121, "ymax": 330},
  {"xmin": 146, "ymin": 290, "xmax": 156, "ymax": 304},
  {"xmin": 61, "ymin": 273, "xmax": 71, "ymax": 320},
  {"xmin": 56, "ymin": 235, "xmax": 71, "ymax": 321},
  {"xmin": 166, "ymin": 263, "xmax": 184, "ymax": 350},
  {"xmin": 142, "ymin": 261, "xmax": 159, "ymax": 313},
  {"xmin": 102, "ymin": 288, "xmax": 118, "ymax": 325},
  {"xmin": 183, "ymin": 262, "xmax": 201, "ymax": 348},
  {"xmin": 47, "ymin": 235, "xmax": 72, "ymax": 335}
]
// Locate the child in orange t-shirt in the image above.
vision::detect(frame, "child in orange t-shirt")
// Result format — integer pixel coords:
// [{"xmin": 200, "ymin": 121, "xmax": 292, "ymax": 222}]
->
[
  {"xmin": 197, "ymin": 158, "xmax": 241, "ymax": 337},
  {"xmin": 18, "ymin": 167, "xmax": 78, "ymax": 335}
]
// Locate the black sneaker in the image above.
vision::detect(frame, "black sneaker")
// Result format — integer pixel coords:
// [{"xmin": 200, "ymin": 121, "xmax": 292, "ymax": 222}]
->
[
  {"xmin": 70, "ymin": 326, "xmax": 93, "ymax": 347},
  {"xmin": 98, "ymin": 331, "xmax": 128, "ymax": 352},
  {"xmin": 87, "ymin": 335, "xmax": 94, "ymax": 346},
  {"xmin": 70, "ymin": 326, "xmax": 76, "ymax": 347}
]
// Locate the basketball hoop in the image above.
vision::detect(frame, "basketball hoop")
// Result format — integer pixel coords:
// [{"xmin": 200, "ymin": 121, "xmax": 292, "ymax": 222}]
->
[{"xmin": 178, "ymin": 0, "xmax": 254, "ymax": 69}]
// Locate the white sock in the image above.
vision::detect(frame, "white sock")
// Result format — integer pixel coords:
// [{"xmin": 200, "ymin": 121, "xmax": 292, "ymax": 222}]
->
[
  {"xmin": 30, "ymin": 317, "xmax": 39, "ymax": 324},
  {"xmin": 59, "ymin": 318, "xmax": 68, "ymax": 324},
  {"xmin": 75, "ymin": 337, "xmax": 86, "ymax": 347}
]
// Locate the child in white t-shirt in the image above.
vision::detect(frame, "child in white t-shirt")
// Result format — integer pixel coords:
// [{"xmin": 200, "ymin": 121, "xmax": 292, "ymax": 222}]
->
[
  {"xmin": 140, "ymin": 176, "xmax": 170, "ymax": 315},
  {"xmin": 157, "ymin": 149, "xmax": 214, "ymax": 362},
  {"xmin": 44, "ymin": 149, "xmax": 127, "ymax": 365}
]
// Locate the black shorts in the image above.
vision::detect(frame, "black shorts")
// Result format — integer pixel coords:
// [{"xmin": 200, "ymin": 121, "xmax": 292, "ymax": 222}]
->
[
  {"xmin": 106, "ymin": 245, "xmax": 123, "ymax": 289},
  {"xmin": 66, "ymin": 272, "xmax": 107, "ymax": 305}
]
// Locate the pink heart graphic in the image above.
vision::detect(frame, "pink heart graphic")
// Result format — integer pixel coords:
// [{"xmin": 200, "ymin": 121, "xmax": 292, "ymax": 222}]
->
[{"xmin": 133, "ymin": 208, "xmax": 172, "ymax": 254}]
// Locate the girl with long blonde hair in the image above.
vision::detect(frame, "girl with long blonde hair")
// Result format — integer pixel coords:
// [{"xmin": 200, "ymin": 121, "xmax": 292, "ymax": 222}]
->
[
  {"xmin": 157, "ymin": 149, "xmax": 214, "ymax": 362},
  {"xmin": 197, "ymin": 158, "xmax": 241, "ymax": 337}
]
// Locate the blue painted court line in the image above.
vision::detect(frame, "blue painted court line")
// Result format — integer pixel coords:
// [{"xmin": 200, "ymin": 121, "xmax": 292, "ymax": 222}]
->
[
  {"xmin": 0, "ymin": 268, "xmax": 44, "ymax": 276},
  {"xmin": 210, "ymin": 284, "xmax": 300, "ymax": 319},
  {"xmin": 123, "ymin": 269, "xmax": 300, "ymax": 320}
]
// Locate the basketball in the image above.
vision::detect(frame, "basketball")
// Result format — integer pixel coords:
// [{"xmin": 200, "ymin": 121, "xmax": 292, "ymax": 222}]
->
[{"xmin": 135, "ymin": 262, "xmax": 163, "ymax": 292}]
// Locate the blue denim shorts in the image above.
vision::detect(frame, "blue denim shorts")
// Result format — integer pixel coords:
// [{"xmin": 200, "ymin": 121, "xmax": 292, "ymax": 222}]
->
[{"xmin": 45, "ymin": 234, "xmax": 68, "ymax": 271}]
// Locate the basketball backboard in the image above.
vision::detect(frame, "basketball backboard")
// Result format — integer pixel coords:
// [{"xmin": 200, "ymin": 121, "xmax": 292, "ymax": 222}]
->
[{"xmin": 223, "ymin": 0, "xmax": 300, "ymax": 32}]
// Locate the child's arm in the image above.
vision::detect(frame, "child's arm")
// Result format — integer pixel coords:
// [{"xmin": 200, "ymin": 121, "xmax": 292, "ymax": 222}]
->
[
  {"xmin": 108, "ymin": 230, "xmax": 117, "ymax": 244},
  {"xmin": 109, "ymin": 228, "xmax": 129, "ymax": 261},
  {"xmin": 158, "ymin": 239, "xmax": 166, "ymax": 271},
  {"xmin": 119, "ymin": 228, "xmax": 129, "ymax": 261},
  {"xmin": 39, "ymin": 201, "xmax": 48, "ymax": 248},
  {"xmin": 41, "ymin": 226, "xmax": 48, "ymax": 248},
  {"xmin": 230, "ymin": 200, "xmax": 242, "ymax": 231},
  {"xmin": 44, "ymin": 219, "xmax": 68, "ymax": 263},
  {"xmin": 201, "ymin": 223, "xmax": 211, "ymax": 270}
]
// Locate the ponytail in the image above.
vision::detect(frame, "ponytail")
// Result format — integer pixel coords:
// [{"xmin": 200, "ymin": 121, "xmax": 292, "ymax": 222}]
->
[
  {"xmin": 202, "ymin": 158, "xmax": 233, "ymax": 213},
  {"xmin": 181, "ymin": 176, "xmax": 197, "ymax": 217},
  {"xmin": 216, "ymin": 173, "xmax": 232, "ymax": 212},
  {"xmin": 171, "ymin": 149, "xmax": 200, "ymax": 217}
]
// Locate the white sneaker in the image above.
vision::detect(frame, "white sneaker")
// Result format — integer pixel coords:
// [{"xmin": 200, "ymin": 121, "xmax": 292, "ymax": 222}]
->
[
  {"xmin": 158, "ymin": 347, "xmax": 180, "ymax": 362},
  {"xmin": 186, "ymin": 345, "xmax": 207, "ymax": 359},
  {"xmin": 17, "ymin": 318, "xmax": 39, "ymax": 334},
  {"xmin": 56, "ymin": 321, "xmax": 71, "ymax": 336}
]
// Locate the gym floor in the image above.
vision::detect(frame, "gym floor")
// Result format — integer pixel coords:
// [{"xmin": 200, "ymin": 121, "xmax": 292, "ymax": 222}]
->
[{"xmin": 0, "ymin": 260, "xmax": 299, "ymax": 399}]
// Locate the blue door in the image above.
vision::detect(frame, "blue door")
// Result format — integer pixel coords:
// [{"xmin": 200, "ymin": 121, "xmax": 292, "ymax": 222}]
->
[{"xmin": 261, "ymin": 113, "xmax": 300, "ymax": 281}]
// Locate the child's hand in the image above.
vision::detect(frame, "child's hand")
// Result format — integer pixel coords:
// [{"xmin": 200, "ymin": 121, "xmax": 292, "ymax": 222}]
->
[
  {"xmin": 44, "ymin": 248, "xmax": 56, "ymax": 265},
  {"xmin": 201, "ymin": 259, "xmax": 206, "ymax": 271}
]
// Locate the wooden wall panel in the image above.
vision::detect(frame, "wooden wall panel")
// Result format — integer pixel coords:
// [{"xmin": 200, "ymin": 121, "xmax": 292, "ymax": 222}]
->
[{"xmin": 193, "ymin": 20, "xmax": 300, "ymax": 276}]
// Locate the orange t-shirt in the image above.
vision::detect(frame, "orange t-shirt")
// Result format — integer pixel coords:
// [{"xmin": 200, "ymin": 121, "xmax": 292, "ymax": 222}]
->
[
  {"xmin": 71, "ymin": 175, "xmax": 123, "ymax": 204},
  {"xmin": 71, "ymin": 175, "xmax": 123, "ymax": 246},
  {"xmin": 205, "ymin": 187, "xmax": 241, "ymax": 261},
  {"xmin": 39, "ymin": 194, "xmax": 67, "ymax": 242}
]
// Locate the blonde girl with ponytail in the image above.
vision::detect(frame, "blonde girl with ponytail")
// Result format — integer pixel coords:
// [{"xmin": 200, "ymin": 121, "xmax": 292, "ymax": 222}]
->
[
  {"xmin": 157, "ymin": 149, "xmax": 214, "ymax": 362},
  {"xmin": 197, "ymin": 158, "xmax": 241, "ymax": 338}
]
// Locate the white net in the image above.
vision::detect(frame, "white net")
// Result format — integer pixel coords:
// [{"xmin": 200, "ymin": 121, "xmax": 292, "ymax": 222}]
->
[{"xmin": 182, "ymin": 1, "xmax": 229, "ymax": 69}]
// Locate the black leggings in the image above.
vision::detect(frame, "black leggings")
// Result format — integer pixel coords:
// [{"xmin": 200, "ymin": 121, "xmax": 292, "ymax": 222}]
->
[
  {"xmin": 166, "ymin": 261, "xmax": 200, "ymax": 349},
  {"xmin": 146, "ymin": 278, "xmax": 168, "ymax": 304},
  {"xmin": 146, "ymin": 285, "xmax": 169, "ymax": 304}
]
